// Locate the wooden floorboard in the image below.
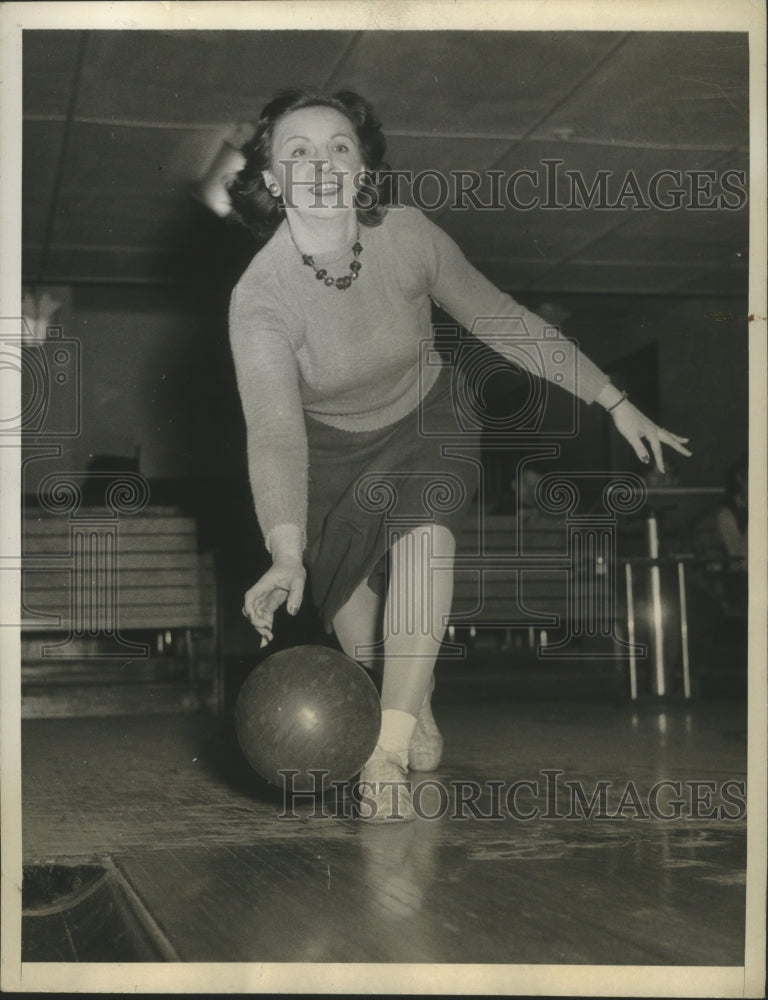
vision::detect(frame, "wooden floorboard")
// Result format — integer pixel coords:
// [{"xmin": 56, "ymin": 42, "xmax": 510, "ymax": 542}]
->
[
  {"xmin": 113, "ymin": 817, "xmax": 745, "ymax": 965},
  {"xmin": 21, "ymin": 699, "xmax": 747, "ymax": 965}
]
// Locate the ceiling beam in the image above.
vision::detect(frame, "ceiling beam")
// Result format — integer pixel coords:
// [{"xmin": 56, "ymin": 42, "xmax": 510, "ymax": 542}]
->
[
  {"xmin": 516, "ymin": 145, "xmax": 747, "ymax": 291},
  {"xmin": 322, "ymin": 31, "xmax": 365, "ymax": 93},
  {"xmin": 23, "ymin": 113, "xmax": 749, "ymax": 156},
  {"xmin": 36, "ymin": 31, "xmax": 89, "ymax": 284}
]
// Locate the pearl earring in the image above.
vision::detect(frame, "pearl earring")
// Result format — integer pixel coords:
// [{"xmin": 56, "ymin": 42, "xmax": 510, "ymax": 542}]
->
[{"xmin": 268, "ymin": 182, "xmax": 281, "ymax": 197}]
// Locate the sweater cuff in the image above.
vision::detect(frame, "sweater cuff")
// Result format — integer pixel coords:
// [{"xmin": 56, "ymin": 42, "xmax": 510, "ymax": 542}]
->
[
  {"xmin": 265, "ymin": 523, "xmax": 306, "ymax": 559},
  {"xmin": 594, "ymin": 381, "xmax": 626, "ymax": 409}
]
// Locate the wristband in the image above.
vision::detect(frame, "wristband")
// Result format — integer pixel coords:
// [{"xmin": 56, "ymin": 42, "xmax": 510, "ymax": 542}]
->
[{"xmin": 605, "ymin": 391, "xmax": 628, "ymax": 413}]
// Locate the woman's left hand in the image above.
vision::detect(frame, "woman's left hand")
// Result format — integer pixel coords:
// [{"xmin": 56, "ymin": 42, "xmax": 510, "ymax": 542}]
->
[{"xmin": 610, "ymin": 399, "xmax": 692, "ymax": 472}]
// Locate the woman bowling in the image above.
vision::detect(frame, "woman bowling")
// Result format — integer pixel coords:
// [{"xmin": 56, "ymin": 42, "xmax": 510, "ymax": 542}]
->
[{"xmin": 228, "ymin": 88, "xmax": 691, "ymax": 821}]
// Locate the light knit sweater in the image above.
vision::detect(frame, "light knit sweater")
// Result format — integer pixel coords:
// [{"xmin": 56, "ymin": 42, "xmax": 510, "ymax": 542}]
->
[{"xmin": 229, "ymin": 206, "xmax": 610, "ymax": 547}]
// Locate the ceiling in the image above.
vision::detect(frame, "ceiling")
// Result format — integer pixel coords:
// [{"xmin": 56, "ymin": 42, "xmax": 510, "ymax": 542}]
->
[{"xmin": 22, "ymin": 29, "xmax": 750, "ymax": 296}]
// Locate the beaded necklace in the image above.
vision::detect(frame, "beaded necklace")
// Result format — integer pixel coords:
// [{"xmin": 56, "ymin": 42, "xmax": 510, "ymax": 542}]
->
[{"xmin": 301, "ymin": 239, "xmax": 363, "ymax": 290}]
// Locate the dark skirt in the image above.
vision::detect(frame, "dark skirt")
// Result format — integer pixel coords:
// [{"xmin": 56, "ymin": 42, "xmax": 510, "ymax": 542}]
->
[{"xmin": 305, "ymin": 364, "xmax": 481, "ymax": 631}]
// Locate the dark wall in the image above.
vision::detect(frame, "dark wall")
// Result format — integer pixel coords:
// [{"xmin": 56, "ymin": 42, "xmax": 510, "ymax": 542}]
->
[
  {"xmin": 510, "ymin": 292, "xmax": 749, "ymax": 489},
  {"xmin": 23, "ymin": 205, "xmax": 256, "ymax": 500},
  {"xmin": 24, "ymin": 286, "xmax": 748, "ymax": 504},
  {"xmin": 570, "ymin": 294, "xmax": 748, "ymax": 487},
  {"xmin": 23, "ymin": 284, "xmax": 241, "ymax": 495}
]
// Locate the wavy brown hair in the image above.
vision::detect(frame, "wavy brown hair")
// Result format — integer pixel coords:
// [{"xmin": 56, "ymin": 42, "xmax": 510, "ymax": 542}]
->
[{"xmin": 227, "ymin": 88, "xmax": 391, "ymax": 242}]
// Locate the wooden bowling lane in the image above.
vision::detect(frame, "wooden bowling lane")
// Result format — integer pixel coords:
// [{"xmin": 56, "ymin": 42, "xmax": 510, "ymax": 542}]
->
[
  {"xmin": 112, "ymin": 811, "xmax": 745, "ymax": 964},
  {"xmin": 21, "ymin": 700, "xmax": 747, "ymax": 965}
]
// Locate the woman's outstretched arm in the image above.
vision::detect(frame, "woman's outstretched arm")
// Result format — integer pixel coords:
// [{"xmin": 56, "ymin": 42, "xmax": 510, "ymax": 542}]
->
[{"xmin": 416, "ymin": 209, "xmax": 692, "ymax": 471}]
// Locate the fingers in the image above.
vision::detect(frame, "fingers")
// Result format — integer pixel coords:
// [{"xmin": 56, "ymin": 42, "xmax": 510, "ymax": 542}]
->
[
  {"xmin": 622, "ymin": 427, "xmax": 652, "ymax": 468},
  {"xmin": 623, "ymin": 425, "xmax": 663, "ymax": 472},
  {"xmin": 243, "ymin": 588, "xmax": 282, "ymax": 645},
  {"xmin": 638, "ymin": 426, "xmax": 695, "ymax": 471},
  {"xmin": 286, "ymin": 575, "xmax": 305, "ymax": 616},
  {"xmin": 658, "ymin": 428, "xmax": 693, "ymax": 457},
  {"xmin": 242, "ymin": 598, "xmax": 274, "ymax": 646},
  {"xmin": 647, "ymin": 432, "xmax": 665, "ymax": 474},
  {"xmin": 613, "ymin": 404, "xmax": 693, "ymax": 470},
  {"xmin": 242, "ymin": 573, "xmax": 301, "ymax": 646},
  {"xmin": 261, "ymin": 587, "xmax": 289, "ymax": 616}
]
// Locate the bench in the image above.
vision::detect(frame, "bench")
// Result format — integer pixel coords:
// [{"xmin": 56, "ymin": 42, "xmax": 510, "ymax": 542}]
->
[
  {"xmin": 447, "ymin": 512, "xmax": 626, "ymax": 659},
  {"xmin": 20, "ymin": 505, "xmax": 219, "ymax": 717}
]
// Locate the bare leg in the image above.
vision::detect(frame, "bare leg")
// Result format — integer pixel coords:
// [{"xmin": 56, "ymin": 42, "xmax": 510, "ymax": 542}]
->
[
  {"xmin": 332, "ymin": 579, "xmax": 382, "ymax": 669},
  {"xmin": 380, "ymin": 523, "xmax": 455, "ymax": 716},
  {"xmin": 333, "ymin": 525, "xmax": 455, "ymax": 702},
  {"xmin": 340, "ymin": 524, "xmax": 454, "ymax": 820}
]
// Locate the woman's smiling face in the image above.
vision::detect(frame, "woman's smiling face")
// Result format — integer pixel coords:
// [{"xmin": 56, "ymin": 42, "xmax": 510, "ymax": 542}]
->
[{"xmin": 264, "ymin": 105, "xmax": 365, "ymax": 214}]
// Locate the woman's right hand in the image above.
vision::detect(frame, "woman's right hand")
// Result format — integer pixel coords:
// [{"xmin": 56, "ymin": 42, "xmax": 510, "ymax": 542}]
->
[{"xmin": 242, "ymin": 556, "xmax": 306, "ymax": 647}]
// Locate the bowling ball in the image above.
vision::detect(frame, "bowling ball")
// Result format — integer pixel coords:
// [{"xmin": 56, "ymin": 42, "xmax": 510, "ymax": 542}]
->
[{"xmin": 234, "ymin": 645, "xmax": 381, "ymax": 792}]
